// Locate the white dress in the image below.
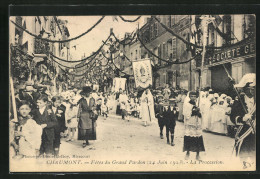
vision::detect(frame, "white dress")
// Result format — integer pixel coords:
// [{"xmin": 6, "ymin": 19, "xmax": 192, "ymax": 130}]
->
[
  {"xmin": 210, "ymin": 105, "xmax": 227, "ymax": 134},
  {"xmin": 140, "ymin": 90, "xmax": 155, "ymax": 122},
  {"xmin": 19, "ymin": 119, "xmax": 42, "ymax": 156},
  {"xmin": 201, "ymin": 99, "xmax": 212, "ymax": 130},
  {"xmin": 184, "ymin": 102, "xmax": 202, "ymax": 137},
  {"xmin": 65, "ymin": 106, "xmax": 78, "ymax": 128}
]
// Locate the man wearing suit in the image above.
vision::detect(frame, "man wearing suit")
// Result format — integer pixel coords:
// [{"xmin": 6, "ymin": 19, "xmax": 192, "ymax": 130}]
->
[
  {"xmin": 154, "ymin": 95, "xmax": 165, "ymax": 139},
  {"xmin": 32, "ymin": 95, "xmax": 57, "ymax": 156},
  {"xmin": 163, "ymin": 98, "xmax": 179, "ymax": 146},
  {"xmin": 51, "ymin": 96, "xmax": 66, "ymax": 156}
]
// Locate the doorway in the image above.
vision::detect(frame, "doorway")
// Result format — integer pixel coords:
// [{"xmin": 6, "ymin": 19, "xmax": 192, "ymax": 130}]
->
[{"xmin": 211, "ymin": 63, "xmax": 233, "ymax": 95}]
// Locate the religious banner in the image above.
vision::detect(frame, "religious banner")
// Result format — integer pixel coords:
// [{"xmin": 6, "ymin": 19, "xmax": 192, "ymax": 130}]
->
[
  {"xmin": 132, "ymin": 59, "xmax": 153, "ymax": 89},
  {"xmin": 113, "ymin": 77, "xmax": 126, "ymax": 92}
]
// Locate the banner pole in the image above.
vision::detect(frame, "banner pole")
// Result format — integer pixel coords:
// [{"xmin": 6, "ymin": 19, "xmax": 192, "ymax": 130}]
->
[{"xmin": 10, "ymin": 76, "xmax": 18, "ymax": 122}]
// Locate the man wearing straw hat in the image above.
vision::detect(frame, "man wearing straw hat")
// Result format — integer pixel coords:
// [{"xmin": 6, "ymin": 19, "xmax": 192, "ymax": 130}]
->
[{"xmin": 230, "ymin": 73, "xmax": 256, "ymax": 161}]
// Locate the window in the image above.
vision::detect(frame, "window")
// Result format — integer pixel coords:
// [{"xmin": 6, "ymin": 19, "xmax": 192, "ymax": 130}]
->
[
  {"xmin": 171, "ymin": 15, "xmax": 175, "ymax": 26},
  {"xmin": 167, "ymin": 15, "xmax": 171, "ymax": 27},
  {"xmin": 150, "ymin": 24, "xmax": 154, "ymax": 40},
  {"xmin": 172, "ymin": 37, "xmax": 177, "ymax": 60},
  {"xmin": 162, "ymin": 16, "xmax": 167, "ymax": 25},
  {"xmin": 223, "ymin": 15, "xmax": 232, "ymax": 45},
  {"xmin": 208, "ymin": 24, "xmax": 215, "ymax": 46},
  {"xmin": 167, "ymin": 39, "xmax": 172, "ymax": 60},
  {"xmin": 163, "ymin": 43, "xmax": 166, "ymax": 59},
  {"xmin": 158, "ymin": 44, "xmax": 162, "ymax": 66},
  {"xmin": 154, "ymin": 22, "xmax": 158, "ymax": 37},
  {"xmin": 154, "ymin": 47, "xmax": 158, "ymax": 64}
]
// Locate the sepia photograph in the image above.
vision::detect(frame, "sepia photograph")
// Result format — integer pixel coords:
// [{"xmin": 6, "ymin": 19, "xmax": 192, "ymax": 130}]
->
[{"xmin": 9, "ymin": 12, "xmax": 256, "ymax": 172}]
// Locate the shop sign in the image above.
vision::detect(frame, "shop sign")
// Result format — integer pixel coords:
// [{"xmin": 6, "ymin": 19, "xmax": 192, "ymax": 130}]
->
[{"xmin": 209, "ymin": 42, "xmax": 255, "ymax": 64}]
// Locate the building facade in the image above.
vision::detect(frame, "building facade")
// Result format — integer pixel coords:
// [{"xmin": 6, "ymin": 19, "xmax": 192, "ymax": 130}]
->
[
  {"xmin": 139, "ymin": 15, "xmax": 195, "ymax": 90},
  {"xmin": 196, "ymin": 14, "xmax": 256, "ymax": 96},
  {"xmin": 135, "ymin": 15, "xmax": 255, "ymax": 93},
  {"xmin": 9, "ymin": 16, "xmax": 70, "ymax": 93}
]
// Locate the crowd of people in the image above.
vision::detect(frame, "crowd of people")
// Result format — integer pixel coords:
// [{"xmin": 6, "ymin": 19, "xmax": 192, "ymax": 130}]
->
[
  {"xmin": 10, "ymin": 82, "xmax": 101, "ymax": 158},
  {"xmin": 10, "ymin": 73, "xmax": 255, "ymax": 162}
]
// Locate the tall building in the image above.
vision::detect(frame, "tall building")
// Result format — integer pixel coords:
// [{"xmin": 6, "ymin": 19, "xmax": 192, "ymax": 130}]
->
[
  {"xmin": 139, "ymin": 15, "xmax": 194, "ymax": 90},
  {"xmin": 9, "ymin": 16, "xmax": 71, "ymax": 92},
  {"xmin": 196, "ymin": 14, "xmax": 256, "ymax": 96},
  {"xmin": 136, "ymin": 15, "xmax": 255, "ymax": 94}
]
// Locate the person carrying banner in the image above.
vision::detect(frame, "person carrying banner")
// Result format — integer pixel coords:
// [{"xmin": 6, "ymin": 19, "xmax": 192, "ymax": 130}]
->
[{"xmin": 230, "ymin": 73, "xmax": 256, "ymax": 161}]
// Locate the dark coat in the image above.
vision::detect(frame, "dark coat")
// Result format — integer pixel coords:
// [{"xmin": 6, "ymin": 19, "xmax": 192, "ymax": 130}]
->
[
  {"xmin": 32, "ymin": 107, "xmax": 57, "ymax": 141},
  {"xmin": 53, "ymin": 104, "xmax": 66, "ymax": 133},
  {"xmin": 155, "ymin": 103, "xmax": 165, "ymax": 127},
  {"xmin": 78, "ymin": 97, "xmax": 96, "ymax": 130},
  {"xmin": 230, "ymin": 95, "xmax": 256, "ymax": 158},
  {"xmin": 163, "ymin": 105, "xmax": 179, "ymax": 129}
]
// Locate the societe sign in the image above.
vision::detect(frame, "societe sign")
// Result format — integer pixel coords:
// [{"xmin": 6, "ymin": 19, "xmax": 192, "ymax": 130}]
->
[{"xmin": 208, "ymin": 42, "xmax": 255, "ymax": 64}]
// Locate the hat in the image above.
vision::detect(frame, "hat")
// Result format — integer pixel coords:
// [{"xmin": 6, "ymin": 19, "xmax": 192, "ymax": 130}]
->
[
  {"xmin": 157, "ymin": 94, "xmax": 164, "ymax": 98},
  {"xmin": 169, "ymin": 98, "xmax": 176, "ymax": 103},
  {"xmin": 189, "ymin": 91, "xmax": 197, "ymax": 97},
  {"xmin": 80, "ymin": 86, "xmax": 92, "ymax": 95},
  {"xmin": 24, "ymin": 86, "xmax": 35, "ymax": 92},
  {"xmin": 234, "ymin": 73, "xmax": 256, "ymax": 88}
]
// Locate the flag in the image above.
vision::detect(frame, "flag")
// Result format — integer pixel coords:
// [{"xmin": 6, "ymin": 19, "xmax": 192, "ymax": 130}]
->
[
  {"xmin": 132, "ymin": 59, "xmax": 153, "ymax": 89},
  {"xmin": 113, "ymin": 78, "xmax": 126, "ymax": 92}
]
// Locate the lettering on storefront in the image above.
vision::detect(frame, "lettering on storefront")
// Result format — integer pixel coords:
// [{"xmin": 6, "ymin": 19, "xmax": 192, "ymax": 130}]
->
[{"xmin": 208, "ymin": 42, "xmax": 255, "ymax": 65}]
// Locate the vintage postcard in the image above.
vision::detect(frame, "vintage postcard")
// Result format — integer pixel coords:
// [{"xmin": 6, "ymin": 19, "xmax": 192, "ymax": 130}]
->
[{"xmin": 9, "ymin": 11, "xmax": 256, "ymax": 172}]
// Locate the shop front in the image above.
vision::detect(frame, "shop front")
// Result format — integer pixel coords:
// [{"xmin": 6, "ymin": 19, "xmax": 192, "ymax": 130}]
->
[{"xmin": 199, "ymin": 40, "xmax": 255, "ymax": 96}]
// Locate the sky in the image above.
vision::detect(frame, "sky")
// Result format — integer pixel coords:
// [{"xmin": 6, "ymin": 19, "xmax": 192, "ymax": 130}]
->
[{"xmin": 58, "ymin": 16, "xmax": 148, "ymax": 60}]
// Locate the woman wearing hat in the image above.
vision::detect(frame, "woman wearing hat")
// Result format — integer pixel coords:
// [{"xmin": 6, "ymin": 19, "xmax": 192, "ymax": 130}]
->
[{"xmin": 77, "ymin": 86, "xmax": 97, "ymax": 147}]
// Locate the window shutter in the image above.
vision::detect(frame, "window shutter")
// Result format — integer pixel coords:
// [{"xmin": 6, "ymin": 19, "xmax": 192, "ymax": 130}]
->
[
  {"xmin": 171, "ymin": 15, "xmax": 175, "ymax": 26},
  {"xmin": 172, "ymin": 37, "xmax": 177, "ymax": 60},
  {"xmin": 158, "ymin": 44, "xmax": 162, "ymax": 65},
  {"xmin": 155, "ymin": 22, "xmax": 158, "ymax": 36}
]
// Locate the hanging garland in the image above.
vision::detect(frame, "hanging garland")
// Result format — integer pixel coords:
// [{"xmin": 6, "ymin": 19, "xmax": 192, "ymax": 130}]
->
[
  {"xmin": 137, "ymin": 30, "xmax": 200, "ymax": 65},
  {"xmin": 153, "ymin": 53, "xmax": 201, "ymax": 72},
  {"xmin": 119, "ymin": 16, "xmax": 141, "ymax": 22},
  {"xmin": 49, "ymin": 33, "xmax": 113, "ymax": 69},
  {"xmin": 49, "ymin": 33, "xmax": 112, "ymax": 63},
  {"xmin": 153, "ymin": 16, "xmax": 250, "ymax": 50},
  {"xmin": 10, "ymin": 16, "xmax": 105, "ymax": 43}
]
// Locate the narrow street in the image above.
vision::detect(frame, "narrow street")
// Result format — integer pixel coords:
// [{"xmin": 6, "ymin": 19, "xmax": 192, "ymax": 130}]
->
[{"xmin": 59, "ymin": 113, "xmax": 235, "ymax": 163}]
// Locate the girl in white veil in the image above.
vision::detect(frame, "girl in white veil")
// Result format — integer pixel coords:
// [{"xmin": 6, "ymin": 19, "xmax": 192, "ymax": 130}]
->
[
  {"xmin": 183, "ymin": 91, "xmax": 190, "ymax": 122},
  {"xmin": 140, "ymin": 88, "xmax": 155, "ymax": 126}
]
